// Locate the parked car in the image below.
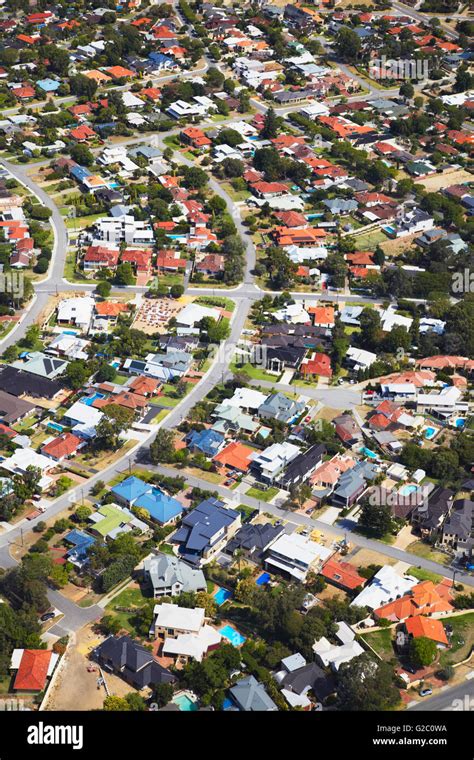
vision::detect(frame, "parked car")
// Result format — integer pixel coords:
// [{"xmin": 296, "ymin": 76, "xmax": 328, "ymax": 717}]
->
[
  {"xmin": 419, "ymin": 687, "xmax": 433, "ymax": 697},
  {"xmin": 40, "ymin": 611, "xmax": 55, "ymax": 622}
]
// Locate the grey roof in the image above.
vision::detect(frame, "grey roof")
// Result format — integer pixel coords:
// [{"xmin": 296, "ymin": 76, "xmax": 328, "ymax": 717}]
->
[
  {"xmin": 443, "ymin": 499, "xmax": 474, "ymax": 541},
  {"xmin": 258, "ymin": 392, "xmax": 304, "ymax": 423},
  {"xmin": 143, "ymin": 553, "xmax": 206, "ymax": 594},
  {"xmin": 93, "ymin": 635, "xmax": 175, "ymax": 689},
  {"xmin": 280, "ymin": 662, "xmax": 335, "ymax": 700},
  {"xmin": 229, "ymin": 675, "xmax": 278, "ymax": 711},
  {"xmin": 0, "ymin": 389, "xmax": 36, "ymax": 424},
  {"xmin": 226, "ymin": 522, "xmax": 285, "ymax": 556},
  {"xmin": 173, "ymin": 498, "xmax": 240, "ymax": 563},
  {"xmin": 279, "ymin": 443, "xmax": 326, "ymax": 488}
]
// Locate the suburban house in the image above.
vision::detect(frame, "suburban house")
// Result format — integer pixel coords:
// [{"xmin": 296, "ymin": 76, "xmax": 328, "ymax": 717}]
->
[
  {"xmin": 278, "ymin": 444, "xmax": 326, "ymax": 490},
  {"xmin": 93, "ymin": 635, "xmax": 175, "ymax": 689},
  {"xmin": 225, "ymin": 521, "xmax": 285, "ymax": 560},
  {"xmin": 11, "ymin": 649, "xmax": 59, "ymax": 692},
  {"xmin": 111, "ymin": 476, "xmax": 183, "ymax": 526},
  {"xmin": 143, "ymin": 553, "xmax": 206, "ymax": 598},
  {"xmin": 172, "ymin": 498, "xmax": 241, "ymax": 566},
  {"xmin": 228, "ymin": 675, "xmax": 278, "ymax": 712},
  {"xmin": 258, "ymin": 392, "xmax": 305, "ymax": 424},
  {"xmin": 41, "ymin": 432, "xmax": 84, "ymax": 462},
  {"xmin": 275, "ymin": 653, "xmax": 335, "ymax": 709},
  {"xmin": 250, "ymin": 442, "xmax": 301, "ymax": 485},
  {"xmin": 151, "ymin": 603, "xmax": 221, "ymax": 664},
  {"xmin": 264, "ymin": 532, "xmax": 332, "ymax": 581}
]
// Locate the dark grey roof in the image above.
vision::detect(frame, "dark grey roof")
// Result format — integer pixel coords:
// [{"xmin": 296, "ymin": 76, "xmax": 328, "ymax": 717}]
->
[
  {"xmin": 0, "ymin": 366, "xmax": 62, "ymax": 399},
  {"xmin": 443, "ymin": 499, "xmax": 474, "ymax": 541},
  {"xmin": 226, "ymin": 522, "xmax": 285, "ymax": 556},
  {"xmin": 93, "ymin": 635, "xmax": 175, "ymax": 689},
  {"xmin": 0, "ymin": 389, "xmax": 36, "ymax": 424},
  {"xmin": 279, "ymin": 444, "xmax": 326, "ymax": 488},
  {"xmin": 280, "ymin": 662, "xmax": 336, "ymax": 700}
]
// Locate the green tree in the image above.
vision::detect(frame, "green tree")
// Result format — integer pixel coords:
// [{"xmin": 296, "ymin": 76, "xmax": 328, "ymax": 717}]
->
[
  {"xmin": 103, "ymin": 696, "xmax": 131, "ymax": 711},
  {"xmin": 337, "ymin": 653, "xmax": 400, "ymax": 710},
  {"xmin": 359, "ymin": 500, "xmax": 392, "ymax": 538},
  {"xmin": 409, "ymin": 636, "xmax": 437, "ymax": 669}
]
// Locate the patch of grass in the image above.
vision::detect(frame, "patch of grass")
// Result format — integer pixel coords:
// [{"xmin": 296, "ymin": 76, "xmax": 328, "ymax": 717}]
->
[
  {"xmin": 360, "ymin": 628, "xmax": 394, "ymax": 660},
  {"xmin": 246, "ymin": 486, "xmax": 279, "ymax": 502},
  {"xmin": 439, "ymin": 612, "xmax": 474, "ymax": 666},
  {"xmin": 229, "ymin": 361, "xmax": 280, "ymax": 383},
  {"xmin": 407, "ymin": 566, "xmax": 443, "ymax": 584},
  {"xmin": 406, "ymin": 540, "xmax": 450, "ymax": 566}
]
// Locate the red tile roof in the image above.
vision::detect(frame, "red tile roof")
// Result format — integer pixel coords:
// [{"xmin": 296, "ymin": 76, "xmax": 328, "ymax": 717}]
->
[
  {"xmin": 321, "ymin": 558, "xmax": 365, "ymax": 590},
  {"xmin": 41, "ymin": 432, "xmax": 82, "ymax": 460},
  {"xmin": 13, "ymin": 650, "xmax": 53, "ymax": 691}
]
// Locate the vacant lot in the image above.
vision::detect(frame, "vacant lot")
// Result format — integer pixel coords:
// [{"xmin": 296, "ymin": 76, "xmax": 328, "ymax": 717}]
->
[
  {"xmin": 439, "ymin": 612, "xmax": 474, "ymax": 667},
  {"xmin": 360, "ymin": 628, "xmax": 395, "ymax": 662},
  {"xmin": 417, "ymin": 168, "xmax": 472, "ymax": 193}
]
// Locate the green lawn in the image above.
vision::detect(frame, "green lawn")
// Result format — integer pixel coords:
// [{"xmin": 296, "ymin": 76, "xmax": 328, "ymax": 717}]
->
[
  {"xmin": 195, "ymin": 296, "xmax": 235, "ymax": 313},
  {"xmin": 439, "ymin": 613, "xmax": 474, "ymax": 666},
  {"xmin": 407, "ymin": 566, "xmax": 443, "ymax": 584},
  {"xmin": 406, "ymin": 540, "xmax": 450, "ymax": 566},
  {"xmin": 246, "ymin": 486, "xmax": 279, "ymax": 502},
  {"xmin": 229, "ymin": 361, "xmax": 280, "ymax": 383},
  {"xmin": 360, "ymin": 628, "xmax": 394, "ymax": 661},
  {"xmin": 353, "ymin": 229, "xmax": 387, "ymax": 251}
]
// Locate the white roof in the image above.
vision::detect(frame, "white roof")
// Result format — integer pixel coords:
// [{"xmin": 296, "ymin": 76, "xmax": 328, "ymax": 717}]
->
[
  {"xmin": 153, "ymin": 603, "xmax": 205, "ymax": 633},
  {"xmin": 281, "ymin": 688, "xmax": 311, "ymax": 709},
  {"xmin": 382, "ymin": 383, "xmax": 417, "ymax": 396},
  {"xmin": 57, "ymin": 296, "xmax": 95, "ymax": 328},
  {"xmin": 346, "ymin": 346, "xmax": 377, "ymax": 368},
  {"xmin": 380, "ymin": 308, "xmax": 413, "ymax": 332},
  {"xmin": 351, "ymin": 566, "xmax": 417, "ymax": 611},
  {"xmin": 177, "ymin": 302, "xmax": 221, "ymax": 327},
  {"xmin": 417, "ymin": 386, "xmax": 461, "ymax": 408},
  {"xmin": 268, "ymin": 533, "xmax": 332, "ymax": 568},
  {"xmin": 1, "ymin": 447, "xmax": 53, "ymax": 474},
  {"xmin": 274, "ymin": 302, "xmax": 310, "ymax": 323},
  {"xmin": 162, "ymin": 624, "xmax": 221, "ymax": 662},
  {"xmin": 228, "ymin": 387, "xmax": 268, "ymax": 410},
  {"xmin": 48, "ymin": 333, "xmax": 89, "ymax": 360},
  {"xmin": 313, "ymin": 637, "xmax": 364, "ymax": 671},
  {"xmin": 65, "ymin": 400, "xmax": 104, "ymax": 427},
  {"xmin": 335, "ymin": 621, "xmax": 355, "ymax": 645},
  {"xmin": 281, "ymin": 653, "xmax": 307, "ymax": 672},
  {"xmin": 253, "ymin": 442, "xmax": 300, "ymax": 476}
]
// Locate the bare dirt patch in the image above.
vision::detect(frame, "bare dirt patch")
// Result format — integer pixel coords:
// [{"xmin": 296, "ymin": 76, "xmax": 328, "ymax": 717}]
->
[{"xmin": 416, "ymin": 168, "xmax": 473, "ymax": 193}]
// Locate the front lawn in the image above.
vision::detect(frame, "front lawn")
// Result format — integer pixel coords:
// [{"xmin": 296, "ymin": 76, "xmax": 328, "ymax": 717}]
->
[
  {"xmin": 360, "ymin": 628, "xmax": 394, "ymax": 661},
  {"xmin": 246, "ymin": 486, "xmax": 279, "ymax": 502},
  {"xmin": 229, "ymin": 361, "xmax": 280, "ymax": 383},
  {"xmin": 407, "ymin": 566, "xmax": 443, "ymax": 584},
  {"xmin": 439, "ymin": 613, "xmax": 474, "ymax": 666}
]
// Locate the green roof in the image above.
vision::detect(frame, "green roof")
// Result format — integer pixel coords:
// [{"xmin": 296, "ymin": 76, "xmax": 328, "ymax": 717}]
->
[{"xmin": 94, "ymin": 504, "xmax": 131, "ymax": 537}]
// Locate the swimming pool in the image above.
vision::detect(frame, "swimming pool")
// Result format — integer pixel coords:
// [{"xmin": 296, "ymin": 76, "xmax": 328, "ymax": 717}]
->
[
  {"xmin": 360, "ymin": 447, "xmax": 378, "ymax": 459},
  {"xmin": 47, "ymin": 422, "xmax": 64, "ymax": 433},
  {"xmin": 424, "ymin": 426, "xmax": 437, "ymax": 440},
  {"xmin": 219, "ymin": 625, "xmax": 246, "ymax": 647},
  {"xmin": 455, "ymin": 418, "xmax": 465, "ymax": 428},
  {"xmin": 399, "ymin": 484, "xmax": 418, "ymax": 496},
  {"xmin": 81, "ymin": 392, "xmax": 105, "ymax": 406},
  {"xmin": 172, "ymin": 692, "xmax": 198, "ymax": 712},
  {"xmin": 213, "ymin": 587, "xmax": 232, "ymax": 606},
  {"xmin": 256, "ymin": 572, "xmax": 270, "ymax": 586}
]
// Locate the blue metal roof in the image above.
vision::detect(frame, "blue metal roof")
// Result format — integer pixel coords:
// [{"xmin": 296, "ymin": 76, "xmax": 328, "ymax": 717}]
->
[
  {"xmin": 111, "ymin": 475, "xmax": 149, "ymax": 504},
  {"xmin": 135, "ymin": 487, "xmax": 182, "ymax": 524}
]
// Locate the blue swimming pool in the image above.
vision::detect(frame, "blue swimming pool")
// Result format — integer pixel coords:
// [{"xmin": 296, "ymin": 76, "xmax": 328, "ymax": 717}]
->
[
  {"xmin": 81, "ymin": 392, "xmax": 105, "ymax": 406},
  {"xmin": 47, "ymin": 422, "xmax": 64, "ymax": 433},
  {"xmin": 360, "ymin": 447, "xmax": 378, "ymax": 459},
  {"xmin": 455, "ymin": 418, "xmax": 465, "ymax": 428},
  {"xmin": 219, "ymin": 625, "xmax": 246, "ymax": 647},
  {"xmin": 62, "ymin": 329, "xmax": 79, "ymax": 336},
  {"xmin": 214, "ymin": 587, "xmax": 232, "ymax": 606},
  {"xmin": 172, "ymin": 693, "xmax": 198, "ymax": 711},
  {"xmin": 256, "ymin": 572, "xmax": 270, "ymax": 586},
  {"xmin": 399, "ymin": 484, "xmax": 418, "ymax": 496},
  {"xmin": 424, "ymin": 427, "xmax": 436, "ymax": 439}
]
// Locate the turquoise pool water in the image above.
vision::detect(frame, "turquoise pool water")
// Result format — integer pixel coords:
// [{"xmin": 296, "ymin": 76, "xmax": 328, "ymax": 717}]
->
[
  {"xmin": 172, "ymin": 693, "xmax": 198, "ymax": 711},
  {"xmin": 399, "ymin": 484, "xmax": 418, "ymax": 496},
  {"xmin": 360, "ymin": 447, "xmax": 378, "ymax": 459},
  {"xmin": 47, "ymin": 422, "xmax": 64, "ymax": 433},
  {"xmin": 425, "ymin": 427, "xmax": 436, "ymax": 439},
  {"xmin": 219, "ymin": 625, "xmax": 246, "ymax": 647},
  {"xmin": 213, "ymin": 587, "xmax": 232, "ymax": 606},
  {"xmin": 455, "ymin": 418, "xmax": 465, "ymax": 428},
  {"xmin": 81, "ymin": 392, "xmax": 105, "ymax": 406},
  {"xmin": 256, "ymin": 572, "xmax": 270, "ymax": 586}
]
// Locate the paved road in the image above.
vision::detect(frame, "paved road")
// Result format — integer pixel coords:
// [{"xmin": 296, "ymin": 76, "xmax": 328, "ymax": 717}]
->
[
  {"xmin": 248, "ymin": 378, "xmax": 362, "ymax": 409},
  {"xmin": 408, "ymin": 679, "xmax": 474, "ymax": 712},
  {"xmin": 136, "ymin": 463, "xmax": 474, "ymax": 590}
]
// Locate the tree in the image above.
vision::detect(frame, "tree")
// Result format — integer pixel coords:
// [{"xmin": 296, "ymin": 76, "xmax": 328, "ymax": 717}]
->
[
  {"xmin": 96, "ymin": 281, "xmax": 111, "ymax": 298},
  {"xmin": 75, "ymin": 506, "xmax": 92, "ymax": 523},
  {"xmin": 70, "ymin": 143, "xmax": 94, "ymax": 167},
  {"xmin": 335, "ymin": 27, "xmax": 361, "ymax": 62},
  {"xmin": 337, "ymin": 653, "xmax": 400, "ymax": 711},
  {"xmin": 153, "ymin": 682, "xmax": 174, "ymax": 708},
  {"xmin": 399, "ymin": 82, "xmax": 415, "ymax": 100},
  {"xmin": 170, "ymin": 284, "xmax": 184, "ymax": 299},
  {"xmin": 103, "ymin": 696, "xmax": 131, "ymax": 711},
  {"xmin": 261, "ymin": 107, "xmax": 279, "ymax": 139},
  {"xmin": 359, "ymin": 500, "xmax": 392, "ymax": 538},
  {"xmin": 95, "ymin": 404, "xmax": 134, "ymax": 449},
  {"xmin": 96, "ymin": 364, "xmax": 116, "ymax": 383},
  {"xmin": 65, "ymin": 360, "xmax": 90, "ymax": 389},
  {"xmin": 409, "ymin": 636, "xmax": 437, "ymax": 669},
  {"xmin": 149, "ymin": 429, "xmax": 175, "ymax": 464},
  {"xmin": 115, "ymin": 262, "xmax": 135, "ymax": 286},
  {"xmin": 125, "ymin": 693, "xmax": 147, "ymax": 711}
]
